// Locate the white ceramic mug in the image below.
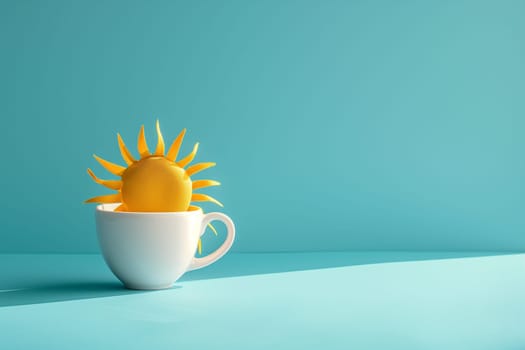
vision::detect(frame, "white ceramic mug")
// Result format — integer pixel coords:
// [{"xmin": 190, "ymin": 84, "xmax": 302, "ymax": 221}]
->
[{"xmin": 96, "ymin": 203, "xmax": 235, "ymax": 290}]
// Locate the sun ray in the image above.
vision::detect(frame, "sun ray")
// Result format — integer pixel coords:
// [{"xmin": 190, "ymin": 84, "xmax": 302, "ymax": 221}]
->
[
  {"xmin": 84, "ymin": 193, "xmax": 122, "ymax": 204},
  {"xmin": 192, "ymin": 180, "xmax": 220, "ymax": 190},
  {"xmin": 178, "ymin": 143, "xmax": 199, "ymax": 168},
  {"xmin": 166, "ymin": 128, "xmax": 186, "ymax": 162},
  {"xmin": 93, "ymin": 154, "xmax": 126, "ymax": 176},
  {"xmin": 154, "ymin": 120, "xmax": 165, "ymax": 156},
  {"xmin": 198, "ymin": 239, "xmax": 202, "ymax": 254},
  {"xmin": 191, "ymin": 193, "xmax": 223, "ymax": 207},
  {"xmin": 137, "ymin": 125, "xmax": 150, "ymax": 158},
  {"xmin": 117, "ymin": 133, "xmax": 136, "ymax": 165},
  {"xmin": 87, "ymin": 168, "xmax": 122, "ymax": 190},
  {"xmin": 207, "ymin": 223, "xmax": 218, "ymax": 236},
  {"xmin": 186, "ymin": 162, "xmax": 216, "ymax": 177},
  {"xmin": 114, "ymin": 203, "xmax": 127, "ymax": 212}
]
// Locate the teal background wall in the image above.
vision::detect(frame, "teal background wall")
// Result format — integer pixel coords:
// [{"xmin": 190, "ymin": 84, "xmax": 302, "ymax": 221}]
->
[{"xmin": 1, "ymin": 0, "xmax": 524, "ymax": 253}]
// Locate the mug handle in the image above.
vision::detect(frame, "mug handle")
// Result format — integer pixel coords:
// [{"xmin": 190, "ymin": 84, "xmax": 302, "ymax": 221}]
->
[{"xmin": 187, "ymin": 212, "xmax": 236, "ymax": 271}]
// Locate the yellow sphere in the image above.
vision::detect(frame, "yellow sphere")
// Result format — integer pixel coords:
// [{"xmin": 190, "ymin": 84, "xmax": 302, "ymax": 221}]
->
[{"xmin": 121, "ymin": 156, "xmax": 192, "ymax": 212}]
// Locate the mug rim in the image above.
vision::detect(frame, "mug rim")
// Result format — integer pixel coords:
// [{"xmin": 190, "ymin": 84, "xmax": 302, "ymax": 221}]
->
[{"xmin": 96, "ymin": 203, "xmax": 203, "ymax": 216}]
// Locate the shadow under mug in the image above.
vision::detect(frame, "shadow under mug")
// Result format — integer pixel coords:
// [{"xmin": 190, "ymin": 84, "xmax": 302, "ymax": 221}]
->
[{"xmin": 96, "ymin": 203, "xmax": 235, "ymax": 290}]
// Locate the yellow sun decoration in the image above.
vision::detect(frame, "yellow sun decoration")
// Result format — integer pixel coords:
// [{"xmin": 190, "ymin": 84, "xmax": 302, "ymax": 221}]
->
[{"xmin": 85, "ymin": 121, "xmax": 222, "ymax": 253}]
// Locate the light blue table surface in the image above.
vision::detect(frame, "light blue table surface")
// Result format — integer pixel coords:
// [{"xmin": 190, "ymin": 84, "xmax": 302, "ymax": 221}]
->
[{"xmin": 1, "ymin": 252, "xmax": 524, "ymax": 349}]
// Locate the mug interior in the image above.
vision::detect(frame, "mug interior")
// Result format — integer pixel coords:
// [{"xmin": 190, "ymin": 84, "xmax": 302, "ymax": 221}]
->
[{"xmin": 96, "ymin": 203, "xmax": 202, "ymax": 215}]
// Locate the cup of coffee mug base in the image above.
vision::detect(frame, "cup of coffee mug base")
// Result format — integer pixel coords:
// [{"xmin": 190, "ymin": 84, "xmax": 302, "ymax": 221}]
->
[{"xmin": 96, "ymin": 203, "xmax": 235, "ymax": 290}]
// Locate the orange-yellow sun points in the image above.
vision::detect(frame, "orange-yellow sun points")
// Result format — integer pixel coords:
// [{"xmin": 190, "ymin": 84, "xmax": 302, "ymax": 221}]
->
[{"xmin": 85, "ymin": 121, "xmax": 222, "ymax": 214}]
